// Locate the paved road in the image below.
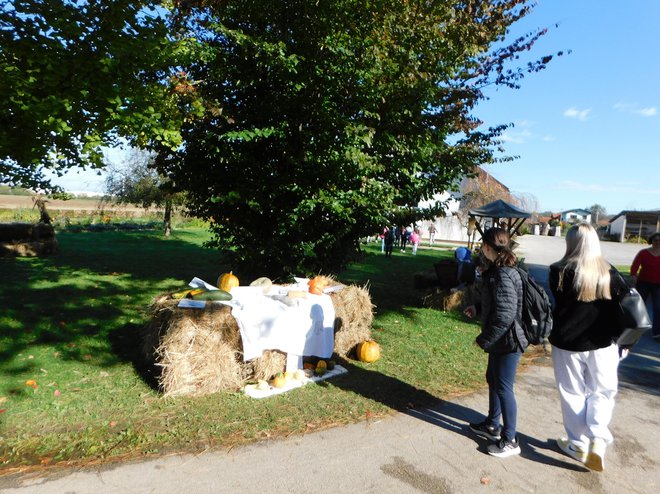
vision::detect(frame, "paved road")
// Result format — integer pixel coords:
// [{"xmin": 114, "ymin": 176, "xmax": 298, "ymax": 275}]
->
[
  {"xmin": 1, "ymin": 236, "xmax": 658, "ymax": 494},
  {"xmin": 515, "ymin": 234, "xmax": 644, "ymax": 269}
]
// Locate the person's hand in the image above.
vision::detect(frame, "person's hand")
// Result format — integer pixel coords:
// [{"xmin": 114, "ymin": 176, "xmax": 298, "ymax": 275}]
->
[
  {"xmin": 630, "ymin": 275, "xmax": 638, "ymax": 287},
  {"xmin": 463, "ymin": 305, "xmax": 477, "ymax": 318}
]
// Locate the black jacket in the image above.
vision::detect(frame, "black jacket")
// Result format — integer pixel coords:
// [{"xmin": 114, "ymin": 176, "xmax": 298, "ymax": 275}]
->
[
  {"xmin": 476, "ymin": 266, "xmax": 528, "ymax": 353},
  {"xmin": 549, "ymin": 264, "xmax": 628, "ymax": 351}
]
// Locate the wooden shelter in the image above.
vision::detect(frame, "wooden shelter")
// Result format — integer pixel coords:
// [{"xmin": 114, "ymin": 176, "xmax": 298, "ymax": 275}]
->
[{"xmin": 468, "ymin": 199, "xmax": 531, "ymax": 249}]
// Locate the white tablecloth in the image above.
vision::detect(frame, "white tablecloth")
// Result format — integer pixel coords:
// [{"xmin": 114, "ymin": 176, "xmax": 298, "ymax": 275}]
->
[{"xmin": 219, "ymin": 284, "xmax": 336, "ymax": 363}]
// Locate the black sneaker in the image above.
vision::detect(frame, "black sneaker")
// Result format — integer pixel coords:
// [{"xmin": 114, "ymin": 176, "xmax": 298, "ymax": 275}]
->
[
  {"xmin": 487, "ymin": 437, "xmax": 521, "ymax": 458},
  {"xmin": 469, "ymin": 421, "xmax": 501, "ymax": 441}
]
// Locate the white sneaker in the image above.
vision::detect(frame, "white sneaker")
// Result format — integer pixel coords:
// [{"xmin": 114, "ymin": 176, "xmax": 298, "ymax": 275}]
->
[
  {"xmin": 556, "ymin": 437, "xmax": 587, "ymax": 463},
  {"xmin": 585, "ymin": 438, "xmax": 606, "ymax": 472}
]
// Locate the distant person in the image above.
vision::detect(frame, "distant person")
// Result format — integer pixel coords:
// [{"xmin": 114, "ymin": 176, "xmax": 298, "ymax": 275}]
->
[
  {"xmin": 428, "ymin": 223, "xmax": 437, "ymax": 246},
  {"xmin": 380, "ymin": 226, "xmax": 389, "ymax": 253},
  {"xmin": 549, "ymin": 222, "xmax": 628, "ymax": 472},
  {"xmin": 463, "ymin": 227, "xmax": 528, "ymax": 458},
  {"xmin": 394, "ymin": 225, "xmax": 402, "ymax": 248},
  {"xmin": 401, "ymin": 225, "xmax": 411, "ymax": 252},
  {"xmin": 410, "ymin": 229, "xmax": 420, "ymax": 255},
  {"xmin": 384, "ymin": 227, "xmax": 395, "ymax": 257},
  {"xmin": 454, "ymin": 246, "xmax": 473, "ymax": 286},
  {"xmin": 630, "ymin": 231, "xmax": 660, "ymax": 341}
]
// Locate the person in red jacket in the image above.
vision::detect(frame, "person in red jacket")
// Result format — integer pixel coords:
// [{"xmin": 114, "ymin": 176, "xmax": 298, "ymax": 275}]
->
[{"xmin": 630, "ymin": 231, "xmax": 660, "ymax": 341}]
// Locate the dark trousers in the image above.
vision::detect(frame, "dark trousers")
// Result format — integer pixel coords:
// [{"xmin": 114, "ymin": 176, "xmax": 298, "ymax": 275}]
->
[
  {"xmin": 485, "ymin": 351, "xmax": 522, "ymax": 441},
  {"xmin": 636, "ymin": 281, "xmax": 660, "ymax": 337}
]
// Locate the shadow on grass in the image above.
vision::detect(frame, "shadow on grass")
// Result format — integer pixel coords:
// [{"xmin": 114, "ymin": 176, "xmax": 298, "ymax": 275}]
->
[
  {"xmin": 323, "ymin": 361, "xmax": 583, "ymax": 470},
  {"xmin": 0, "ymin": 229, "xmax": 227, "ymax": 375},
  {"xmin": 108, "ymin": 322, "xmax": 162, "ymax": 391}
]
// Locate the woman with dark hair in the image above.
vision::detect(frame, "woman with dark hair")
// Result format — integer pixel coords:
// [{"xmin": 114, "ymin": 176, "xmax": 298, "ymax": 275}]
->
[
  {"xmin": 464, "ymin": 227, "xmax": 528, "ymax": 457},
  {"xmin": 550, "ymin": 222, "xmax": 628, "ymax": 471},
  {"xmin": 630, "ymin": 231, "xmax": 660, "ymax": 341}
]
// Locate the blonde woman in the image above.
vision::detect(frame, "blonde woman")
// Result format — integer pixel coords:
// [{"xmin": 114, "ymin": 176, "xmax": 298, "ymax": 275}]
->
[{"xmin": 549, "ymin": 223, "xmax": 628, "ymax": 471}]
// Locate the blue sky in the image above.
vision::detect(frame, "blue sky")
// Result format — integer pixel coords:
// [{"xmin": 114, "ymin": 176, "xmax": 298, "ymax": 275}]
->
[
  {"xmin": 52, "ymin": 0, "xmax": 660, "ymax": 215},
  {"xmin": 477, "ymin": 0, "xmax": 660, "ymax": 215}
]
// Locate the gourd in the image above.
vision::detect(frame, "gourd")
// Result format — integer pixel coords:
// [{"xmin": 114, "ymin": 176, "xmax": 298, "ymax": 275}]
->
[
  {"xmin": 249, "ymin": 277, "xmax": 273, "ymax": 293},
  {"xmin": 270, "ymin": 373, "xmax": 287, "ymax": 388},
  {"xmin": 357, "ymin": 340, "xmax": 381, "ymax": 363},
  {"xmin": 192, "ymin": 289, "xmax": 232, "ymax": 301},
  {"xmin": 308, "ymin": 276, "xmax": 328, "ymax": 295},
  {"xmin": 255, "ymin": 380, "xmax": 269, "ymax": 391},
  {"xmin": 315, "ymin": 360, "xmax": 328, "ymax": 375},
  {"xmin": 217, "ymin": 271, "xmax": 239, "ymax": 292}
]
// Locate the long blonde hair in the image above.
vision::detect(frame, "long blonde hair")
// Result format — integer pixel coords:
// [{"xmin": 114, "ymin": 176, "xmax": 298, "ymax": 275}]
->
[{"xmin": 557, "ymin": 222, "xmax": 611, "ymax": 302}]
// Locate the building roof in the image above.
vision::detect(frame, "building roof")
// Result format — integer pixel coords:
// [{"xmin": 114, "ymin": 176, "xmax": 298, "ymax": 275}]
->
[
  {"xmin": 609, "ymin": 209, "xmax": 660, "ymax": 223},
  {"xmin": 560, "ymin": 208, "xmax": 591, "ymax": 215},
  {"xmin": 469, "ymin": 199, "xmax": 531, "ymax": 219}
]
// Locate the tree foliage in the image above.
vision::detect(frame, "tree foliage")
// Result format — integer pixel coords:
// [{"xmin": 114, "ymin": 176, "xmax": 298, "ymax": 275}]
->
[
  {"xmin": 0, "ymin": 0, "xmax": 192, "ymax": 191},
  {"xmin": 104, "ymin": 149, "xmax": 185, "ymax": 236},
  {"xmin": 155, "ymin": 0, "xmax": 559, "ymax": 278},
  {"xmin": 1, "ymin": 1, "xmax": 562, "ymax": 278},
  {"xmin": 589, "ymin": 203, "xmax": 607, "ymax": 224}
]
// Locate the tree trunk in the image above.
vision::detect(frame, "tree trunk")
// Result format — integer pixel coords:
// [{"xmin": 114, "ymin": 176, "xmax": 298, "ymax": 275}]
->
[{"xmin": 164, "ymin": 200, "xmax": 172, "ymax": 237}]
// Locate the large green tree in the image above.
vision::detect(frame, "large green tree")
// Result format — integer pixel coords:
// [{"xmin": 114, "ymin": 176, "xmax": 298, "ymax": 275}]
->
[
  {"xmin": 0, "ymin": 0, "xmax": 192, "ymax": 191},
  {"xmin": 156, "ymin": 0, "xmax": 559, "ymax": 278}
]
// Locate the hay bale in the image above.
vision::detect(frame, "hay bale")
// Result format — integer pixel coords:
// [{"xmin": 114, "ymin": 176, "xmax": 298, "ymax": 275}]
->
[
  {"xmin": 149, "ymin": 299, "xmax": 244, "ymax": 397},
  {"xmin": 144, "ymin": 283, "xmax": 375, "ymax": 396},
  {"xmin": 0, "ymin": 238, "xmax": 58, "ymax": 257},
  {"xmin": 422, "ymin": 283, "xmax": 481, "ymax": 312},
  {"xmin": 0, "ymin": 222, "xmax": 55, "ymax": 242},
  {"xmin": 331, "ymin": 284, "xmax": 374, "ymax": 358},
  {"xmin": 243, "ymin": 350, "xmax": 287, "ymax": 382}
]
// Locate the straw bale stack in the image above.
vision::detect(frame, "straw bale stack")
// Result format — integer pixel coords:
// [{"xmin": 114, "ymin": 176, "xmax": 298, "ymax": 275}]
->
[
  {"xmin": 422, "ymin": 282, "xmax": 481, "ymax": 312},
  {"xmin": 143, "ymin": 283, "xmax": 374, "ymax": 397},
  {"xmin": 330, "ymin": 284, "xmax": 374, "ymax": 357},
  {"xmin": 0, "ymin": 222, "xmax": 57, "ymax": 257}
]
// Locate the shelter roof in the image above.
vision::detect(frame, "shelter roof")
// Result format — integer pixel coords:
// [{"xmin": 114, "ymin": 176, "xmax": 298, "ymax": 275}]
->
[{"xmin": 469, "ymin": 199, "xmax": 531, "ymax": 219}]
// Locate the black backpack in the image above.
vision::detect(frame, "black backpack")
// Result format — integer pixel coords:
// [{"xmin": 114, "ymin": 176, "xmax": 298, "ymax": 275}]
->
[{"xmin": 515, "ymin": 267, "xmax": 553, "ymax": 345}]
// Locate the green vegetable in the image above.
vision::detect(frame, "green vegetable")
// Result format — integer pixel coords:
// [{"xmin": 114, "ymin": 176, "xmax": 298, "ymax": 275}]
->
[{"xmin": 192, "ymin": 289, "xmax": 232, "ymax": 301}]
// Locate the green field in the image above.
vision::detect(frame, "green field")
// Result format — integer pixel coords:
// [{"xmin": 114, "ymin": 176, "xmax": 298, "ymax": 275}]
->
[{"xmin": 0, "ymin": 229, "xmax": 492, "ymax": 471}]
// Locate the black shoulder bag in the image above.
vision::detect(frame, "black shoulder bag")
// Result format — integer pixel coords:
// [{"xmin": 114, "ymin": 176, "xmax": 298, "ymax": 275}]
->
[{"xmin": 614, "ymin": 271, "xmax": 652, "ymax": 347}]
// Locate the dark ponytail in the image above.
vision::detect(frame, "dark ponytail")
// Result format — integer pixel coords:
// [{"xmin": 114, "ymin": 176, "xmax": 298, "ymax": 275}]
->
[{"xmin": 482, "ymin": 227, "xmax": 517, "ymax": 267}]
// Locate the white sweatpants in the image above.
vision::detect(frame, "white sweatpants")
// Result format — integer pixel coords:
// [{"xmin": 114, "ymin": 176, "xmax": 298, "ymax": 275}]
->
[{"xmin": 551, "ymin": 344, "xmax": 619, "ymax": 447}]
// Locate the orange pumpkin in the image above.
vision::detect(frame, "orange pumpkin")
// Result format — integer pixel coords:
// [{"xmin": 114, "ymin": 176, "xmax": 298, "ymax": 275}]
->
[
  {"xmin": 308, "ymin": 276, "xmax": 327, "ymax": 295},
  {"xmin": 357, "ymin": 340, "xmax": 381, "ymax": 363},
  {"xmin": 217, "ymin": 271, "xmax": 239, "ymax": 292},
  {"xmin": 271, "ymin": 373, "xmax": 287, "ymax": 388}
]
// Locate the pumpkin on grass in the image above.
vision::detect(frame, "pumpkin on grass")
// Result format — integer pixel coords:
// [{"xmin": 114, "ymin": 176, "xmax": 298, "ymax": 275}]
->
[{"xmin": 357, "ymin": 340, "xmax": 381, "ymax": 363}]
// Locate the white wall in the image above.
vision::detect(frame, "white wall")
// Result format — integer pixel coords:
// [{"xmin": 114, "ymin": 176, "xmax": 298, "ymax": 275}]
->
[{"xmin": 609, "ymin": 215, "xmax": 626, "ymax": 241}]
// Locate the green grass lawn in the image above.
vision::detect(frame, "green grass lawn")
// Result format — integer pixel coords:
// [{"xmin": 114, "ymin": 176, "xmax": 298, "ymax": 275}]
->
[{"xmin": 0, "ymin": 231, "xmax": 488, "ymax": 471}]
